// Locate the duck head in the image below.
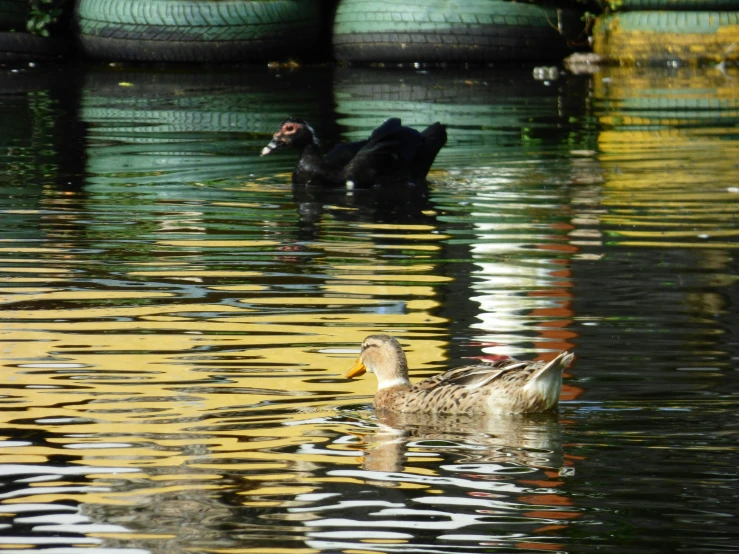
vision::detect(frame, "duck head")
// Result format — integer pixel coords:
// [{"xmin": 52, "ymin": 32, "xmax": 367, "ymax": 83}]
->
[
  {"xmin": 345, "ymin": 334, "xmax": 412, "ymax": 390},
  {"xmin": 260, "ymin": 118, "xmax": 319, "ymax": 156}
]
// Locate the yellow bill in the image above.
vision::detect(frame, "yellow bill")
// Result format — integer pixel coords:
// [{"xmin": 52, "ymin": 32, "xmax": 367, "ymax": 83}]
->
[{"xmin": 345, "ymin": 358, "xmax": 366, "ymax": 379}]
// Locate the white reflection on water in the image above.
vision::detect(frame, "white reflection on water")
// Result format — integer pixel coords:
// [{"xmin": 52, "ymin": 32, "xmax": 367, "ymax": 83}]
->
[
  {"xmin": 326, "ymin": 469, "xmax": 530, "ymax": 495},
  {"xmin": 303, "ymin": 508, "xmax": 487, "ymax": 530},
  {"xmin": 0, "ymin": 465, "xmax": 140, "ymax": 476}
]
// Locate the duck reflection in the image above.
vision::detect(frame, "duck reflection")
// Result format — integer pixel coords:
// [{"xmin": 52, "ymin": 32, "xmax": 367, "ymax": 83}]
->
[
  {"xmin": 291, "ymin": 182, "xmax": 436, "ymax": 226},
  {"xmin": 359, "ymin": 411, "xmax": 565, "ymax": 473},
  {"xmin": 297, "ymin": 412, "xmax": 578, "ymax": 553}
]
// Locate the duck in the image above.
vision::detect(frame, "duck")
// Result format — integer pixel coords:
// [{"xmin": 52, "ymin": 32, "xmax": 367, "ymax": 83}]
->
[
  {"xmin": 345, "ymin": 334, "xmax": 574, "ymax": 415},
  {"xmin": 260, "ymin": 117, "xmax": 447, "ymax": 188}
]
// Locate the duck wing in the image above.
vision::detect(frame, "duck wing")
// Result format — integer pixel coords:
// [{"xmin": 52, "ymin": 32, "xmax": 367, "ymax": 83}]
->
[
  {"xmin": 352, "ymin": 119, "xmax": 446, "ymax": 184},
  {"xmin": 341, "ymin": 118, "xmax": 427, "ymax": 186},
  {"xmin": 363, "ymin": 117, "xmax": 422, "ymax": 162},
  {"xmin": 319, "ymin": 118, "xmax": 445, "ymax": 187},
  {"xmin": 322, "ymin": 119, "xmax": 407, "ymax": 172},
  {"xmin": 324, "ymin": 140, "xmax": 367, "ymax": 167},
  {"xmin": 396, "ymin": 352, "xmax": 572, "ymax": 414},
  {"xmin": 414, "ymin": 355, "xmax": 570, "ymax": 392}
]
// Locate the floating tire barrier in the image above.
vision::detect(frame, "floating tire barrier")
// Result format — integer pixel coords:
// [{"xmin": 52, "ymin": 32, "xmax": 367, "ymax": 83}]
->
[
  {"xmin": 593, "ymin": 11, "xmax": 739, "ymax": 65},
  {"xmin": 604, "ymin": 0, "xmax": 739, "ymax": 10},
  {"xmin": 75, "ymin": 0, "xmax": 322, "ymax": 63},
  {"xmin": 332, "ymin": 0, "xmax": 586, "ymax": 64}
]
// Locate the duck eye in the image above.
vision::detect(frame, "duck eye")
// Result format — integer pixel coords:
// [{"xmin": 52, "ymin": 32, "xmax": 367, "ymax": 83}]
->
[{"xmin": 284, "ymin": 124, "xmax": 295, "ymax": 132}]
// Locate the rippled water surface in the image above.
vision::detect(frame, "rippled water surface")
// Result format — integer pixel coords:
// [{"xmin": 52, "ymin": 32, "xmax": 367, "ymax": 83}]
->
[{"xmin": 1, "ymin": 63, "xmax": 738, "ymax": 553}]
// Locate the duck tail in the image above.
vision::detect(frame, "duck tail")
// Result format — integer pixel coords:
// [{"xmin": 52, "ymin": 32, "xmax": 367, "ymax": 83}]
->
[
  {"xmin": 525, "ymin": 351, "xmax": 574, "ymax": 408},
  {"xmin": 532, "ymin": 351, "xmax": 573, "ymax": 382},
  {"xmin": 409, "ymin": 123, "xmax": 447, "ymax": 181},
  {"xmin": 421, "ymin": 122, "xmax": 447, "ymax": 151}
]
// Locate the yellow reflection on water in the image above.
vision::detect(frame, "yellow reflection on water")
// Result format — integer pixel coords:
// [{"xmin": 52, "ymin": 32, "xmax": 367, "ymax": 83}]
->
[
  {"xmin": 0, "ymin": 212, "xmax": 452, "ymax": 508},
  {"xmin": 585, "ymin": 66, "xmax": 739, "ymax": 249}
]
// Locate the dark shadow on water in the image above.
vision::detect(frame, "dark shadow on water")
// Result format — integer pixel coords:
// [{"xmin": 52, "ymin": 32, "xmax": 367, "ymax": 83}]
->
[{"xmin": 0, "ymin": 64, "xmax": 87, "ymax": 192}]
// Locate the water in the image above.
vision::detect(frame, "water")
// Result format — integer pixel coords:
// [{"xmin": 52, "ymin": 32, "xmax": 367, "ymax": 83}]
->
[{"xmin": 0, "ymin": 62, "xmax": 738, "ymax": 554}]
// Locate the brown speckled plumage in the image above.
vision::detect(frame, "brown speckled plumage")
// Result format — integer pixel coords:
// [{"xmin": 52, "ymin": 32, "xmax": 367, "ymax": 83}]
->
[{"xmin": 346, "ymin": 334, "xmax": 574, "ymax": 415}]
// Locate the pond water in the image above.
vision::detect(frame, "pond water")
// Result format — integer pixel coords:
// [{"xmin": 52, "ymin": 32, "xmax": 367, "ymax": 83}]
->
[{"xmin": 1, "ymin": 62, "xmax": 738, "ymax": 554}]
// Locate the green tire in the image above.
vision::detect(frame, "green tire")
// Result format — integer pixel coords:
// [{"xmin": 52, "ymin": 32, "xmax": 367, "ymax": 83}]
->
[
  {"xmin": 75, "ymin": 0, "xmax": 322, "ymax": 62},
  {"xmin": 332, "ymin": 0, "xmax": 585, "ymax": 63}
]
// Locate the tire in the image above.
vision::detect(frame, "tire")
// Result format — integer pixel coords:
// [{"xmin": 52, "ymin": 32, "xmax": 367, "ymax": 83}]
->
[
  {"xmin": 605, "ymin": 0, "xmax": 739, "ymax": 10},
  {"xmin": 75, "ymin": 0, "xmax": 322, "ymax": 62},
  {"xmin": 332, "ymin": 0, "xmax": 586, "ymax": 64},
  {"xmin": 593, "ymin": 11, "xmax": 739, "ymax": 65},
  {"xmin": 0, "ymin": 31, "xmax": 70, "ymax": 62}
]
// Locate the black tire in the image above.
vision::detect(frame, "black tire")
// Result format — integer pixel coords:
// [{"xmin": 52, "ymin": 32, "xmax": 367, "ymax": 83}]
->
[
  {"xmin": 593, "ymin": 11, "xmax": 739, "ymax": 65},
  {"xmin": 332, "ymin": 0, "xmax": 586, "ymax": 64},
  {"xmin": 0, "ymin": 0, "xmax": 26, "ymax": 31},
  {"xmin": 75, "ymin": 0, "xmax": 322, "ymax": 62},
  {"xmin": 0, "ymin": 31, "xmax": 70, "ymax": 62}
]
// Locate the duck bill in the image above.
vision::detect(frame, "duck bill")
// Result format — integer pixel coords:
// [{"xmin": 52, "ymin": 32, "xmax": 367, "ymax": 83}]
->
[
  {"xmin": 345, "ymin": 358, "xmax": 367, "ymax": 379},
  {"xmin": 260, "ymin": 137, "xmax": 284, "ymax": 156}
]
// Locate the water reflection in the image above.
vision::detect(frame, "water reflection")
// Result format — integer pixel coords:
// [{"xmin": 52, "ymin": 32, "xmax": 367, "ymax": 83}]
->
[
  {"xmin": 594, "ymin": 66, "xmax": 739, "ymax": 253},
  {"xmin": 81, "ymin": 68, "xmax": 337, "ymax": 186},
  {"xmin": 291, "ymin": 184, "xmax": 435, "ymax": 227},
  {"xmin": 572, "ymin": 65, "xmax": 739, "ymax": 395},
  {"xmin": 353, "ymin": 412, "xmax": 565, "ymax": 471},
  {"xmin": 1, "ymin": 63, "xmax": 738, "ymax": 554},
  {"xmin": 287, "ymin": 412, "xmax": 575, "ymax": 553},
  {"xmin": 333, "ymin": 66, "xmax": 592, "ymax": 167}
]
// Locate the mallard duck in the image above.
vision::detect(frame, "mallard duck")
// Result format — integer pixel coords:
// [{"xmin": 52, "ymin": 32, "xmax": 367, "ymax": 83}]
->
[
  {"xmin": 345, "ymin": 334, "xmax": 574, "ymax": 414},
  {"xmin": 260, "ymin": 117, "xmax": 447, "ymax": 188}
]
